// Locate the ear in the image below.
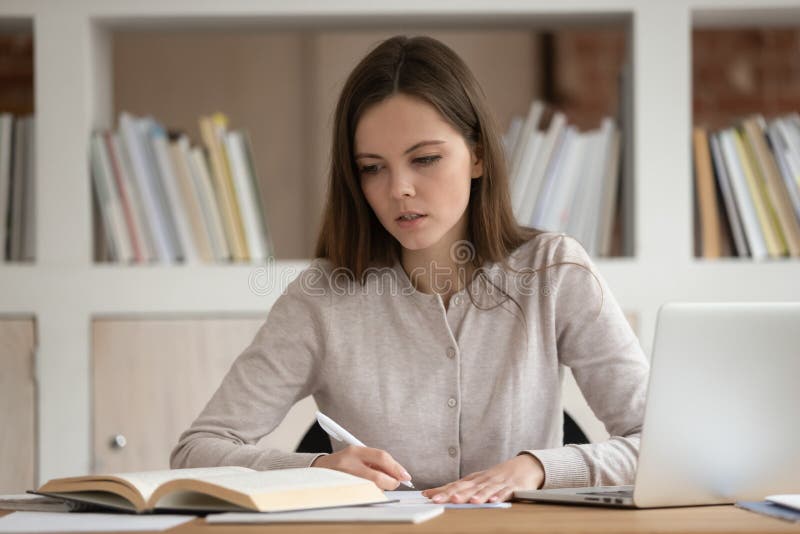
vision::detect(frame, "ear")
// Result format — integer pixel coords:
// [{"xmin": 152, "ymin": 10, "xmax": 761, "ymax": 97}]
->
[{"xmin": 470, "ymin": 143, "xmax": 484, "ymax": 179}]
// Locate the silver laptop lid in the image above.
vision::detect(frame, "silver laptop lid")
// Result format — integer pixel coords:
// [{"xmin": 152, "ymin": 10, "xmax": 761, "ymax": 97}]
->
[{"xmin": 633, "ymin": 302, "xmax": 800, "ymax": 507}]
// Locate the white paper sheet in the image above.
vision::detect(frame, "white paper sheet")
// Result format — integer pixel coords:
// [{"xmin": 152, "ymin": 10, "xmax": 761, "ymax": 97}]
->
[
  {"xmin": 383, "ymin": 491, "xmax": 512, "ymax": 509},
  {"xmin": 206, "ymin": 505, "xmax": 444, "ymax": 524},
  {"xmin": 0, "ymin": 512, "xmax": 195, "ymax": 533}
]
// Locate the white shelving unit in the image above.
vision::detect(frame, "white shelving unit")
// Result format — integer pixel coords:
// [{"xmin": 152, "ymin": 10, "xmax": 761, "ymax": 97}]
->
[{"xmin": 1, "ymin": 0, "xmax": 799, "ymax": 484}]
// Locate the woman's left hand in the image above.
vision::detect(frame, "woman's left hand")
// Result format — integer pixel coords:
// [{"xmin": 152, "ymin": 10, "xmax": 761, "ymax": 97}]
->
[{"xmin": 421, "ymin": 454, "xmax": 545, "ymax": 504}]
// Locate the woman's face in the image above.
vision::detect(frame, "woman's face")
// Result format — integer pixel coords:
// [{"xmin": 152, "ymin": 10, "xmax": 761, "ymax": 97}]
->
[{"xmin": 355, "ymin": 93, "xmax": 482, "ymax": 254}]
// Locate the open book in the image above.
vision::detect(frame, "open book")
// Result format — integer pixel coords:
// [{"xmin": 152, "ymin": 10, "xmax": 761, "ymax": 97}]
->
[{"xmin": 35, "ymin": 466, "xmax": 389, "ymax": 514}]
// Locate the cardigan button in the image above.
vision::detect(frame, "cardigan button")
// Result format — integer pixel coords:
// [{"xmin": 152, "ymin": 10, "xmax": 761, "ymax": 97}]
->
[
  {"xmin": 447, "ymin": 398, "xmax": 457, "ymax": 408},
  {"xmin": 446, "ymin": 347, "xmax": 456, "ymax": 359},
  {"xmin": 448, "ymin": 447, "xmax": 457, "ymax": 458}
]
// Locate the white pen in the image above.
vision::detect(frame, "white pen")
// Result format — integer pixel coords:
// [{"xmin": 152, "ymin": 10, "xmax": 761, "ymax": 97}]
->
[{"xmin": 315, "ymin": 410, "xmax": 415, "ymax": 489}]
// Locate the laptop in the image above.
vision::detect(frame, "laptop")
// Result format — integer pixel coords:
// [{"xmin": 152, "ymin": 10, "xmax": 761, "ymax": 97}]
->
[{"xmin": 514, "ymin": 302, "xmax": 800, "ymax": 508}]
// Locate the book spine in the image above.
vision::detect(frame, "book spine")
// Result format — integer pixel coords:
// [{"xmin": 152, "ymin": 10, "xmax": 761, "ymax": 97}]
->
[
  {"xmin": 720, "ymin": 130, "xmax": 767, "ymax": 260},
  {"xmin": 8, "ymin": 116, "xmax": 26, "ymax": 260},
  {"xmin": 103, "ymin": 131, "xmax": 144, "ymax": 263},
  {"xmin": 199, "ymin": 115, "xmax": 248, "ymax": 261},
  {"xmin": 743, "ymin": 118, "xmax": 800, "ymax": 257},
  {"xmin": 554, "ymin": 132, "xmax": 588, "ymax": 230},
  {"xmin": 224, "ymin": 131, "xmax": 267, "ymax": 261},
  {"xmin": 510, "ymin": 102, "xmax": 545, "ymax": 219},
  {"xmin": 111, "ymin": 133, "xmax": 154, "ymax": 262},
  {"xmin": 21, "ymin": 115, "xmax": 35, "ymax": 261},
  {"xmin": 520, "ymin": 111, "xmax": 566, "ymax": 226},
  {"xmin": 531, "ymin": 124, "xmax": 571, "ymax": 229},
  {"xmin": 768, "ymin": 127, "xmax": 800, "ymax": 229},
  {"xmin": 0, "ymin": 113, "xmax": 13, "ymax": 260},
  {"xmin": 736, "ymin": 127, "xmax": 786, "ymax": 257},
  {"xmin": 149, "ymin": 126, "xmax": 198, "ymax": 263},
  {"xmin": 241, "ymin": 132, "xmax": 274, "ymax": 259},
  {"xmin": 213, "ymin": 114, "xmax": 250, "ymax": 260},
  {"xmin": 119, "ymin": 112, "xmax": 174, "ymax": 263},
  {"xmin": 709, "ymin": 133, "xmax": 749, "ymax": 257},
  {"xmin": 90, "ymin": 133, "xmax": 127, "ymax": 261},
  {"xmin": 599, "ymin": 128, "xmax": 622, "ymax": 257},
  {"xmin": 692, "ymin": 127, "xmax": 722, "ymax": 258},
  {"xmin": 188, "ymin": 146, "xmax": 231, "ymax": 262},
  {"xmin": 584, "ymin": 117, "xmax": 616, "ymax": 257},
  {"xmin": 168, "ymin": 137, "xmax": 214, "ymax": 262},
  {"xmin": 138, "ymin": 117, "xmax": 183, "ymax": 262}
]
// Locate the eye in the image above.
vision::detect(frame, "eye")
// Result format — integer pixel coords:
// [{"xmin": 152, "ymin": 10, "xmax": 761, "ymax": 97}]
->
[
  {"xmin": 358, "ymin": 163, "xmax": 381, "ymax": 175},
  {"xmin": 414, "ymin": 155, "xmax": 441, "ymax": 166}
]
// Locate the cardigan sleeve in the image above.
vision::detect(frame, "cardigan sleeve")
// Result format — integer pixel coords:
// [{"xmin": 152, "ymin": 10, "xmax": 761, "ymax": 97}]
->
[
  {"xmin": 170, "ymin": 261, "xmax": 331, "ymax": 470},
  {"xmin": 521, "ymin": 235, "xmax": 650, "ymax": 489}
]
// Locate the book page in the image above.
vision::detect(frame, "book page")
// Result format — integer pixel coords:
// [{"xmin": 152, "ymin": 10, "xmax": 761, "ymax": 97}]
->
[
  {"xmin": 169, "ymin": 468, "xmax": 369, "ymax": 496},
  {"xmin": 112, "ymin": 466, "xmax": 253, "ymax": 503}
]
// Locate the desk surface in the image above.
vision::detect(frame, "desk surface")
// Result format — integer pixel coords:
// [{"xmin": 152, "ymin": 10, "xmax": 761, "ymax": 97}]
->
[{"xmin": 5, "ymin": 502, "xmax": 793, "ymax": 534}]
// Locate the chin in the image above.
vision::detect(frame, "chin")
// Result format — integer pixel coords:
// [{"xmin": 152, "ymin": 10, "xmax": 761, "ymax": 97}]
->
[{"xmin": 394, "ymin": 232, "xmax": 440, "ymax": 252}]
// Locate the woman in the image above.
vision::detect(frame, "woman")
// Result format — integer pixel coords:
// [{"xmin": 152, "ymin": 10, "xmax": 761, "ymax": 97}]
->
[{"xmin": 171, "ymin": 35, "xmax": 648, "ymax": 504}]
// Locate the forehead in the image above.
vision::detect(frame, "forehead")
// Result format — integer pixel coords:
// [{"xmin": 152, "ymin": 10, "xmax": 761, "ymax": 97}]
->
[{"xmin": 354, "ymin": 93, "xmax": 461, "ymax": 153}]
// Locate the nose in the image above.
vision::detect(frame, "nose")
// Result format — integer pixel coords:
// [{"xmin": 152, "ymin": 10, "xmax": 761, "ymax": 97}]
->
[{"xmin": 389, "ymin": 169, "xmax": 415, "ymax": 199}]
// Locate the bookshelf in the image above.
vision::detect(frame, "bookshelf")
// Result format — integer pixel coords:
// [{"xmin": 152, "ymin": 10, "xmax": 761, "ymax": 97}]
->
[
  {"xmin": 691, "ymin": 25, "xmax": 800, "ymax": 259},
  {"xmin": 1, "ymin": 0, "xmax": 799, "ymax": 485}
]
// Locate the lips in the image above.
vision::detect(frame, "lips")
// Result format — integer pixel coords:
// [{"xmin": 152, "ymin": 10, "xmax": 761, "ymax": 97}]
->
[{"xmin": 396, "ymin": 212, "xmax": 427, "ymax": 221}]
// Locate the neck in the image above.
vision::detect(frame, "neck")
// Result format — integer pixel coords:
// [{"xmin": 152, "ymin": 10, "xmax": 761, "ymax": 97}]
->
[
  {"xmin": 400, "ymin": 227, "xmax": 475, "ymax": 299},
  {"xmin": 402, "ymin": 251, "xmax": 471, "ymax": 294}
]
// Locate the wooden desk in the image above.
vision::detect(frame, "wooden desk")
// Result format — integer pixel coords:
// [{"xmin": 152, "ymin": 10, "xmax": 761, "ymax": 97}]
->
[{"xmin": 3, "ymin": 502, "xmax": 798, "ymax": 533}]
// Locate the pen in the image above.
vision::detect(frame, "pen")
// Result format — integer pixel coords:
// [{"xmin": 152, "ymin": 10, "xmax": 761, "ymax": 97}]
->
[{"xmin": 315, "ymin": 410, "xmax": 415, "ymax": 489}]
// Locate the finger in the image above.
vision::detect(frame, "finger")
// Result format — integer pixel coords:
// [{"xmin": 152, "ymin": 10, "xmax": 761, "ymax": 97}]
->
[
  {"xmin": 488, "ymin": 487, "xmax": 514, "ymax": 503},
  {"xmin": 353, "ymin": 463, "xmax": 401, "ymax": 491},
  {"xmin": 358, "ymin": 448, "xmax": 412, "ymax": 482},
  {"xmin": 426, "ymin": 484, "xmax": 456, "ymax": 502},
  {"xmin": 421, "ymin": 486, "xmax": 446, "ymax": 498},
  {"xmin": 432, "ymin": 480, "xmax": 484, "ymax": 504},
  {"xmin": 422, "ymin": 473, "xmax": 484, "ymax": 498},
  {"xmin": 450, "ymin": 481, "xmax": 490, "ymax": 504},
  {"xmin": 469, "ymin": 482, "xmax": 507, "ymax": 503}
]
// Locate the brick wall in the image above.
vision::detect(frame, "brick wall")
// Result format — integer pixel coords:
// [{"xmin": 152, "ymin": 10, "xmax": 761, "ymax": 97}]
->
[
  {"xmin": 549, "ymin": 27, "xmax": 800, "ymax": 130},
  {"xmin": 550, "ymin": 29, "xmax": 628, "ymax": 131},
  {"xmin": 693, "ymin": 29, "xmax": 800, "ymax": 129}
]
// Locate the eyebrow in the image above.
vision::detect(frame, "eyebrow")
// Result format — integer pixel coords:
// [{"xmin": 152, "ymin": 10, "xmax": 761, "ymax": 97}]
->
[{"xmin": 354, "ymin": 139, "xmax": 446, "ymax": 160}]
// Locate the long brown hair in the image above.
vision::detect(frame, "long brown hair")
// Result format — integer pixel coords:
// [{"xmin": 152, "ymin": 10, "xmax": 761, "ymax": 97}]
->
[{"xmin": 315, "ymin": 35, "xmax": 540, "ymax": 279}]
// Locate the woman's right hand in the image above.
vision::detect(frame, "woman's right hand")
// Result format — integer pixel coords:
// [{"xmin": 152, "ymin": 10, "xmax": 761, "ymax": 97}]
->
[{"xmin": 310, "ymin": 445, "xmax": 412, "ymax": 490}]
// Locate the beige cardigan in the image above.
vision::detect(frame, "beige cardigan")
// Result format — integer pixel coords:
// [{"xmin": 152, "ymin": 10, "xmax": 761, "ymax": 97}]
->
[{"xmin": 171, "ymin": 232, "xmax": 649, "ymax": 490}]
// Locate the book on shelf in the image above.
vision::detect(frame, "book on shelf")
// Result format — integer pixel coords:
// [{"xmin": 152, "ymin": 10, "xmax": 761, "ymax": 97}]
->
[
  {"xmin": 692, "ymin": 127, "xmax": 723, "ymax": 258},
  {"xmin": 168, "ymin": 135, "xmax": 215, "ymax": 262},
  {"xmin": 35, "ymin": 466, "xmax": 389, "ymax": 514},
  {"xmin": 693, "ymin": 113, "xmax": 800, "ymax": 259},
  {"xmin": 0, "ymin": 112, "xmax": 35, "ymax": 263},
  {"xmin": 504, "ymin": 100, "xmax": 624, "ymax": 257},
  {"xmin": 90, "ymin": 111, "xmax": 274, "ymax": 264},
  {"xmin": 199, "ymin": 113, "xmax": 248, "ymax": 262}
]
